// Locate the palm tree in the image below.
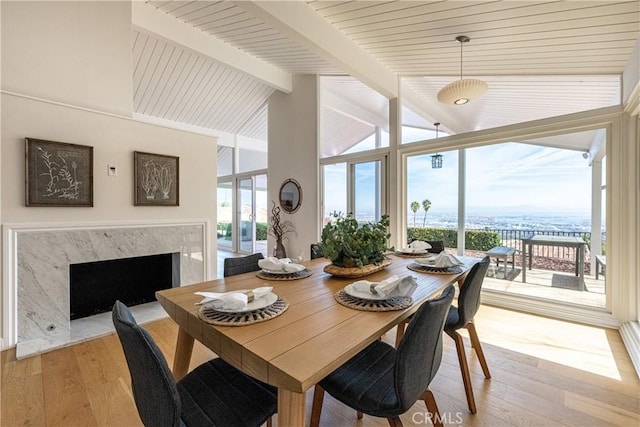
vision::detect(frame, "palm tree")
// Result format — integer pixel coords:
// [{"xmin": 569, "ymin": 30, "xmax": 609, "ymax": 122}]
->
[
  {"xmin": 410, "ymin": 201, "xmax": 420, "ymax": 226},
  {"xmin": 422, "ymin": 199, "xmax": 432, "ymax": 227}
]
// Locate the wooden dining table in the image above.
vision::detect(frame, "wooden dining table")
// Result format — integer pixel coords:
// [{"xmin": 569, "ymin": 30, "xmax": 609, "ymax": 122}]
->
[{"xmin": 155, "ymin": 254, "xmax": 477, "ymax": 426}]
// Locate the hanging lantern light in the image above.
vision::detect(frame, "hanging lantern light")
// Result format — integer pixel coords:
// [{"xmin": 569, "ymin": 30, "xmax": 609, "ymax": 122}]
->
[{"xmin": 431, "ymin": 122, "xmax": 443, "ymax": 169}]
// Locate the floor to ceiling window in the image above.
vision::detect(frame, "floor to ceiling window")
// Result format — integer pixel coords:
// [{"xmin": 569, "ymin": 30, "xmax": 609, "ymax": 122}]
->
[
  {"xmin": 401, "ymin": 128, "xmax": 607, "ymax": 310},
  {"xmin": 405, "ymin": 149, "xmax": 459, "ymax": 251}
]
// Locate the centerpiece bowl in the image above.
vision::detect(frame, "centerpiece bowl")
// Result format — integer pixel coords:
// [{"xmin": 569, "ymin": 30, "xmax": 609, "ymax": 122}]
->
[{"xmin": 321, "ymin": 213, "xmax": 392, "ymax": 278}]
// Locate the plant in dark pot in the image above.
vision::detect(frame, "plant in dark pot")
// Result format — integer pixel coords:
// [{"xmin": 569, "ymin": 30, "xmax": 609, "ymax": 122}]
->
[
  {"xmin": 268, "ymin": 201, "xmax": 296, "ymax": 258},
  {"xmin": 321, "ymin": 212, "xmax": 393, "ymax": 277}
]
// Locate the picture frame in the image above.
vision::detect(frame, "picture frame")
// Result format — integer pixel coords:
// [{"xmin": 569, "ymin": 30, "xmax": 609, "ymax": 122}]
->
[
  {"xmin": 25, "ymin": 138, "xmax": 94, "ymax": 207},
  {"xmin": 134, "ymin": 151, "xmax": 179, "ymax": 206}
]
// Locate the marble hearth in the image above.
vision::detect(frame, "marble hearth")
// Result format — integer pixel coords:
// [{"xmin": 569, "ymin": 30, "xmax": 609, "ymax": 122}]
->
[{"xmin": 3, "ymin": 221, "xmax": 209, "ymax": 358}]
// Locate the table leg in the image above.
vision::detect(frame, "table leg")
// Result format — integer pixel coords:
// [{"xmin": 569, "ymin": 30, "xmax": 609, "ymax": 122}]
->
[
  {"xmin": 278, "ymin": 389, "xmax": 306, "ymax": 427},
  {"xmin": 173, "ymin": 327, "xmax": 194, "ymax": 381},
  {"xmin": 578, "ymin": 245, "xmax": 585, "ymax": 291},
  {"xmin": 522, "ymin": 243, "xmax": 527, "ymax": 282},
  {"xmin": 503, "ymin": 256, "xmax": 508, "ymax": 280},
  {"xmin": 575, "ymin": 248, "xmax": 579, "ymax": 276}
]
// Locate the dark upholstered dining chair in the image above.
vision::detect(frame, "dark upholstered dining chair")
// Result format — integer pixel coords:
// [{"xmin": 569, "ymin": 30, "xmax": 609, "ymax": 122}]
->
[
  {"xmin": 310, "ymin": 285, "xmax": 456, "ymax": 427},
  {"xmin": 310, "ymin": 243, "xmax": 324, "ymax": 260},
  {"xmin": 112, "ymin": 300, "xmax": 277, "ymax": 427},
  {"xmin": 425, "ymin": 240, "xmax": 445, "ymax": 254},
  {"xmin": 444, "ymin": 256, "xmax": 491, "ymax": 414},
  {"xmin": 223, "ymin": 253, "xmax": 264, "ymax": 277}
]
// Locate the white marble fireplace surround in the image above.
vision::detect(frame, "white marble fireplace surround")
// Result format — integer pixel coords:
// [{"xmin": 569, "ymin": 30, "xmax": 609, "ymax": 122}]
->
[{"xmin": 2, "ymin": 220, "xmax": 210, "ymax": 358}]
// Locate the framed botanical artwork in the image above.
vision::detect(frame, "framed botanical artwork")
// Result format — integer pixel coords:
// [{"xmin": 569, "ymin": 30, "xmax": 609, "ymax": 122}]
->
[
  {"xmin": 134, "ymin": 151, "xmax": 179, "ymax": 206},
  {"xmin": 25, "ymin": 138, "xmax": 94, "ymax": 207}
]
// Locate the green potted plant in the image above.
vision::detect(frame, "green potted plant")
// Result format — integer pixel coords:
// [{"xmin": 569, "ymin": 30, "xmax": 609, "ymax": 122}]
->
[{"xmin": 321, "ymin": 212, "xmax": 393, "ymax": 277}]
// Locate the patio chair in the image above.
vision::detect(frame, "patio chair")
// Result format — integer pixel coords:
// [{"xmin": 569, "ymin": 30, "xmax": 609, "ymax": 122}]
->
[
  {"xmin": 223, "ymin": 253, "xmax": 264, "ymax": 277},
  {"xmin": 310, "ymin": 285, "xmax": 455, "ymax": 427},
  {"xmin": 112, "ymin": 300, "xmax": 277, "ymax": 427}
]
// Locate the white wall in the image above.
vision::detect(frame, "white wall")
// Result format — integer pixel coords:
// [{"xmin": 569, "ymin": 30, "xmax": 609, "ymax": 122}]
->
[
  {"xmin": 1, "ymin": 1, "xmax": 132, "ymax": 116},
  {"xmin": 268, "ymin": 75, "xmax": 320, "ymax": 259},
  {"xmin": 1, "ymin": 94, "xmax": 216, "ymax": 224}
]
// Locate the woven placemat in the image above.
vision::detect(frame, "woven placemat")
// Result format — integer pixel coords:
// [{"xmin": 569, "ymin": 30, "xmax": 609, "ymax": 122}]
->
[
  {"xmin": 255, "ymin": 269, "xmax": 312, "ymax": 281},
  {"xmin": 407, "ymin": 263, "xmax": 463, "ymax": 275},
  {"xmin": 394, "ymin": 251, "xmax": 432, "ymax": 258},
  {"xmin": 334, "ymin": 290, "xmax": 412, "ymax": 312},
  {"xmin": 198, "ymin": 298, "xmax": 289, "ymax": 326}
]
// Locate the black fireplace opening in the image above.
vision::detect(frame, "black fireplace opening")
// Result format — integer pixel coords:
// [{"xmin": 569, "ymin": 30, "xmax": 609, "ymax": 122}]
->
[{"xmin": 70, "ymin": 253, "xmax": 180, "ymax": 320}]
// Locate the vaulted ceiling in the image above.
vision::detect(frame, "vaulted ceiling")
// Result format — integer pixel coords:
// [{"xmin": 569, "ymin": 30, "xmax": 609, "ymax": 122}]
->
[{"xmin": 132, "ymin": 1, "xmax": 640, "ymax": 148}]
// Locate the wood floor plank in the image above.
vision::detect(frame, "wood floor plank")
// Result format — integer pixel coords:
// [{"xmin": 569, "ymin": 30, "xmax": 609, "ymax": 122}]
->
[
  {"xmin": 41, "ymin": 346, "xmax": 98, "ymax": 427},
  {"xmin": 1, "ymin": 348, "xmax": 45, "ymax": 426},
  {"xmin": 2, "ymin": 305, "xmax": 639, "ymax": 427}
]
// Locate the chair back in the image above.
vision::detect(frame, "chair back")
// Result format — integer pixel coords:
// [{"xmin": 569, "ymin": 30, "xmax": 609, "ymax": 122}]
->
[
  {"xmin": 112, "ymin": 301, "xmax": 181, "ymax": 427},
  {"xmin": 451, "ymin": 256, "xmax": 490, "ymax": 329},
  {"xmin": 310, "ymin": 243, "xmax": 324, "ymax": 260},
  {"xmin": 425, "ymin": 240, "xmax": 445, "ymax": 254},
  {"xmin": 394, "ymin": 285, "xmax": 455, "ymax": 410},
  {"xmin": 223, "ymin": 253, "xmax": 264, "ymax": 277}
]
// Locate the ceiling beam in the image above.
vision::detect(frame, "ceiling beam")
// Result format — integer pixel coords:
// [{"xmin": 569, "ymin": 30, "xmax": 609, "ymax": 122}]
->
[
  {"xmin": 234, "ymin": 0, "xmax": 398, "ymax": 99},
  {"xmin": 323, "ymin": 91, "xmax": 389, "ymax": 130},
  {"xmin": 131, "ymin": 1, "xmax": 292, "ymax": 93}
]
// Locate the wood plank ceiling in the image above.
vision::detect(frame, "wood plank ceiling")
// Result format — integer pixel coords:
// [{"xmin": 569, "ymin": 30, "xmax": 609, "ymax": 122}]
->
[{"xmin": 134, "ymin": 1, "xmax": 640, "ymax": 148}]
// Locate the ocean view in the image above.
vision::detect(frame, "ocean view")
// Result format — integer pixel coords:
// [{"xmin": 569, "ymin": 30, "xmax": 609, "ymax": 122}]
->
[{"xmin": 410, "ymin": 212, "xmax": 597, "ymax": 233}]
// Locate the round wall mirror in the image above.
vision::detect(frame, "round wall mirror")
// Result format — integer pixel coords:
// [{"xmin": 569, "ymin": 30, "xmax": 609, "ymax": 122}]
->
[{"xmin": 279, "ymin": 179, "xmax": 302, "ymax": 214}]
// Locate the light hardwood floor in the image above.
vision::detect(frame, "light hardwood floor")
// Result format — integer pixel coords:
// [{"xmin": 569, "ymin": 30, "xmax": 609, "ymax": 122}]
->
[{"xmin": 2, "ymin": 304, "xmax": 639, "ymax": 427}]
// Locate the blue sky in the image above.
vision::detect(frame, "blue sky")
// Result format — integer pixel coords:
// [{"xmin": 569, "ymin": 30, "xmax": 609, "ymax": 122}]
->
[
  {"xmin": 325, "ymin": 142, "xmax": 595, "ymax": 220},
  {"xmin": 408, "ymin": 142, "xmax": 593, "ymax": 216}
]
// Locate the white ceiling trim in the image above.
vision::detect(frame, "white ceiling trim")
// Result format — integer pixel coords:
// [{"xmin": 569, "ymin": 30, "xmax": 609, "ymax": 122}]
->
[
  {"xmin": 234, "ymin": 0, "xmax": 399, "ymax": 99},
  {"xmin": 132, "ymin": 1, "xmax": 292, "ymax": 93}
]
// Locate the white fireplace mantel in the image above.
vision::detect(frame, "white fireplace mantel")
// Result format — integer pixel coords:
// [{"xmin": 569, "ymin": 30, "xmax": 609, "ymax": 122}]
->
[{"xmin": 2, "ymin": 219, "xmax": 211, "ymax": 357}]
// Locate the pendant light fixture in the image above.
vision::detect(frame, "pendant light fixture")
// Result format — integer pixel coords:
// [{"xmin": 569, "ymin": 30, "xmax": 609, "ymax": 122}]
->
[
  {"xmin": 431, "ymin": 122, "xmax": 443, "ymax": 169},
  {"xmin": 437, "ymin": 35, "xmax": 487, "ymax": 105}
]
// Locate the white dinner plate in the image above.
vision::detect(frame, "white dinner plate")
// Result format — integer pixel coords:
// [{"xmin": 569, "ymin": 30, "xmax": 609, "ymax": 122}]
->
[
  {"xmin": 212, "ymin": 292, "xmax": 278, "ymax": 313},
  {"xmin": 396, "ymin": 247, "xmax": 430, "ymax": 254},
  {"xmin": 343, "ymin": 283, "xmax": 392, "ymax": 301},
  {"xmin": 414, "ymin": 257, "xmax": 461, "ymax": 268},
  {"xmin": 261, "ymin": 267, "xmax": 305, "ymax": 275},
  {"xmin": 414, "ymin": 256, "xmax": 437, "ymax": 266}
]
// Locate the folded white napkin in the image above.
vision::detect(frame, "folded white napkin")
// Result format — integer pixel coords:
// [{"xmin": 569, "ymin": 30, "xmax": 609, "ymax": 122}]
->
[
  {"xmin": 432, "ymin": 253, "xmax": 463, "ymax": 268},
  {"xmin": 195, "ymin": 286, "xmax": 273, "ymax": 311},
  {"xmin": 408, "ymin": 240, "xmax": 432, "ymax": 252},
  {"xmin": 351, "ymin": 275, "xmax": 417, "ymax": 298},
  {"xmin": 258, "ymin": 257, "xmax": 305, "ymax": 273}
]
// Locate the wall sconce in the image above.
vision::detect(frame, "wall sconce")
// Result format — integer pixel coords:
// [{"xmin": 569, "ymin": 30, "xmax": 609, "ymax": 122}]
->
[{"xmin": 431, "ymin": 122, "xmax": 443, "ymax": 169}]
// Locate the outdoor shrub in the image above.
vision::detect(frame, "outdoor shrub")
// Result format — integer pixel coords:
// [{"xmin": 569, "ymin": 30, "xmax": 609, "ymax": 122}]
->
[
  {"xmin": 407, "ymin": 227, "xmax": 500, "ymax": 251},
  {"xmin": 465, "ymin": 230, "xmax": 501, "ymax": 251},
  {"xmin": 256, "ymin": 222, "xmax": 267, "ymax": 240}
]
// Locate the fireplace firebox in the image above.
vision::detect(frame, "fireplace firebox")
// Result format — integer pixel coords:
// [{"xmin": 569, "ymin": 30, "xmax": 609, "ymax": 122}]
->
[{"xmin": 70, "ymin": 253, "xmax": 180, "ymax": 320}]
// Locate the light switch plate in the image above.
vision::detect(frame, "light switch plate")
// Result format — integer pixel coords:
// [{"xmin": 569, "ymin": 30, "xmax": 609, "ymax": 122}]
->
[{"xmin": 108, "ymin": 165, "xmax": 117, "ymax": 176}]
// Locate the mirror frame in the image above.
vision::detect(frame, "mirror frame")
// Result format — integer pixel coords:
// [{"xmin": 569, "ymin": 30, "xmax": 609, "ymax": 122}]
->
[{"xmin": 279, "ymin": 178, "xmax": 302, "ymax": 214}]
